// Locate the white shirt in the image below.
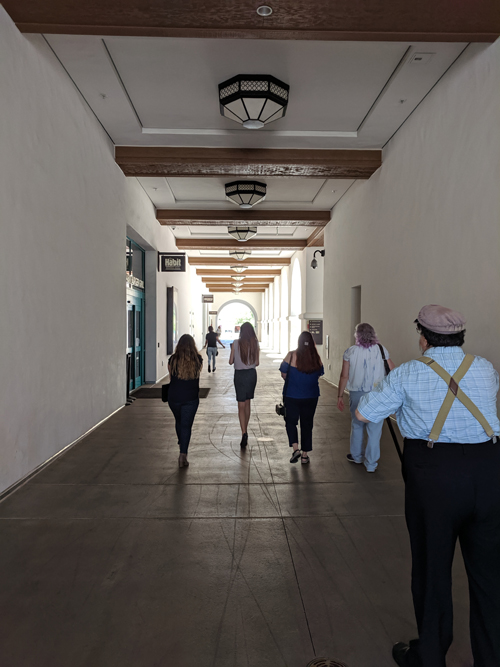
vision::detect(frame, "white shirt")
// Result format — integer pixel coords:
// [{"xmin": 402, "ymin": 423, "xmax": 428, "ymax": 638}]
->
[
  {"xmin": 232, "ymin": 340, "xmax": 258, "ymax": 370},
  {"xmin": 343, "ymin": 344, "xmax": 389, "ymax": 392}
]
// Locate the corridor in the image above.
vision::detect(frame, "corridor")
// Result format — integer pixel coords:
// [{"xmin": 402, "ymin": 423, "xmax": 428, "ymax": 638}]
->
[{"xmin": 0, "ymin": 350, "xmax": 472, "ymax": 667}]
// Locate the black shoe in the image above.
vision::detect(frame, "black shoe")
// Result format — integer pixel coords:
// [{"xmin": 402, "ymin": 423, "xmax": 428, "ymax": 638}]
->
[
  {"xmin": 346, "ymin": 453, "xmax": 363, "ymax": 464},
  {"xmin": 213, "ymin": 367, "xmax": 216, "ymax": 372},
  {"xmin": 290, "ymin": 449, "xmax": 301, "ymax": 463},
  {"xmin": 392, "ymin": 642, "xmax": 421, "ymax": 667},
  {"xmin": 208, "ymin": 366, "xmax": 211, "ymax": 373},
  {"xmin": 240, "ymin": 433, "xmax": 248, "ymax": 448}
]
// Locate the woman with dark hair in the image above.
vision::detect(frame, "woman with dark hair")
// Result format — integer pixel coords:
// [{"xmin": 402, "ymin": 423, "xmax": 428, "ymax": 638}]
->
[
  {"xmin": 229, "ymin": 322, "xmax": 259, "ymax": 448},
  {"xmin": 279, "ymin": 331, "xmax": 324, "ymax": 464},
  {"xmin": 167, "ymin": 334, "xmax": 203, "ymax": 467},
  {"xmin": 337, "ymin": 323, "xmax": 395, "ymax": 472}
]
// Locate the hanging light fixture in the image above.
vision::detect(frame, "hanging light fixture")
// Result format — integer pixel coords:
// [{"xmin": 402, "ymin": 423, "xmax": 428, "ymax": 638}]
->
[
  {"xmin": 232, "ymin": 276, "xmax": 244, "ymax": 283},
  {"xmin": 233, "ymin": 287, "xmax": 243, "ymax": 293},
  {"xmin": 230, "ymin": 265, "xmax": 248, "ymax": 273},
  {"xmin": 219, "ymin": 75, "xmax": 290, "ymax": 129},
  {"xmin": 229, "ymin": 250, "xmax": 251, "ymax": 261},
  {"xmin": 228, "ymin": 226, "xmax": 257, "ymax": 242},
  {"xmin": 225, "ymin": 181, "xmax": 267, "ymax": 209}
]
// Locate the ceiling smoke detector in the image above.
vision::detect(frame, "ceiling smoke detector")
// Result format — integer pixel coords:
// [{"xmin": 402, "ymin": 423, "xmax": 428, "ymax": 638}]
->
[
  {"xmin": 257, "ymin": 5, "xmax": 273, "ymax": 16},
  {"xmin": 219, "ymin": 74, "xmax": 289, "ymax": 129}
]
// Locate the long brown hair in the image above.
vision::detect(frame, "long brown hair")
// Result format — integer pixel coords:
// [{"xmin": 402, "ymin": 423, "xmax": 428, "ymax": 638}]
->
[
  {"xmin": 295, "ymin": 331, "xmax": 322, "ymax": 373},
  {"xmin": 169, "ymin": 334, "xmax": 202, "ymax": 380},
  {"xmin": 238, "ymin": 322, "xmax": 259, "ymax": 366}
]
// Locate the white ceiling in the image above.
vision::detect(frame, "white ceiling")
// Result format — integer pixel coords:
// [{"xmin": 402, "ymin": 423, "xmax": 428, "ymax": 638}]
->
[
  {"xmin": 44, "ymin": 35, "xmax": 466, "ymax": 150},
  {"xmin": 39, "ymin": 33, "xmax": 467, "ymax": 264},
  {"xmin": 137, "ymin": 176, "xmax": 354, "ymax": 210}
]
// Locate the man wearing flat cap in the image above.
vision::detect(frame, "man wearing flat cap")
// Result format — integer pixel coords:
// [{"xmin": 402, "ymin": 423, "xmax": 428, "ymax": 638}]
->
[{"xmin": 356, "ymin": 305, "xmax": 500, "ymax": 667}]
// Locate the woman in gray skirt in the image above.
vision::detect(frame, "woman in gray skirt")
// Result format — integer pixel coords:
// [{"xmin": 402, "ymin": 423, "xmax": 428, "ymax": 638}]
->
[{"xmin": 229, "ymin": 322, "xmax": 260, "ymax": 448}]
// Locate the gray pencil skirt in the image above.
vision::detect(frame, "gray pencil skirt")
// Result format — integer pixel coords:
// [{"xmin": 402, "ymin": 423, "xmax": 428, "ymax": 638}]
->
[{"xmin": 234, "ymin": 368, "xmax": 257, "ymax": 402}]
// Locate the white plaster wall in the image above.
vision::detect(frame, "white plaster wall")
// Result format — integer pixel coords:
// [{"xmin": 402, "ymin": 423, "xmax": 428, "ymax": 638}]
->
[
  {"xmin": 323, "ymin": 41, "xmax": 500, "ymax": 385},
  {"xmin": 0, "ymin": 12, "xmax": 200, "ymax": 493}
]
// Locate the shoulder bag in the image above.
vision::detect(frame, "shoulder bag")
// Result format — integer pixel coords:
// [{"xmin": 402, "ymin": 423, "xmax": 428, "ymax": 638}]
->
[{"xmin": 377, "ymin": 343, "xmax": 403, "ymax": 462}]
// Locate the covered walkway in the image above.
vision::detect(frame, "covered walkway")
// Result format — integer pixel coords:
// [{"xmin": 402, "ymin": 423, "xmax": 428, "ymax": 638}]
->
[{"xmin": 0, "ymin": 350, "xmax": 472, "ymax": 666}]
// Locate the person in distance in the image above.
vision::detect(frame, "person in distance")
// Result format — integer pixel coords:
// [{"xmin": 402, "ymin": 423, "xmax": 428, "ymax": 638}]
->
[
  {"xmin": 167, "ymin": 334, "xmax": 203, "ymax": 468},
  {"xmin": 229, "ymin": 322, "xmax": 259, "ymax": 449},
  {"xmin": 203, "ymin": 325, "xmax": 225, "ymax": 373},
  {"xmin": 279, "ymin": 331, "xmax": 324, "ymax": 464}
]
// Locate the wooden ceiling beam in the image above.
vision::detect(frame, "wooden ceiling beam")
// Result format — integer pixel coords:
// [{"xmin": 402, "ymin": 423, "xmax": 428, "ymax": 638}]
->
[
  {"xmin": 176, "ymin": 239, "xmax": 306, "ymax": 251},
  {"xmin": 115, "ymin": 147, "xmax": 381, "ymax": 180},
  {"xmin": 208, "ymin": 288, "xmax": 266, "ymax": 293},
  {"xmin": 196, "ymin": 269, "xmax": 281, "ymax": 276},
  {"xmin": 188, "ymin": 257, "xmax": 290, "ymax": 266},
  {"xmin": 157, "ymin": 210, "xmax": 330, "ymax": 226},
  {"xmin": 202, "ymin": 276, "xmax": 273, "ymax": 282},
  {"xmin": 6, "ymin": 1, "xmax": 499, "ymax": 42},
  {"xmin": 306, "ymin": 227, "xmax": 325, "ymax": 248}
]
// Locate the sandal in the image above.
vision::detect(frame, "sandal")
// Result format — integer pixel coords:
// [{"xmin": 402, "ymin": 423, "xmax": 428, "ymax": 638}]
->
[
  {"xmin": 290, "ymin": 449, "xmax": 301, "ymax": 464},
  {"xmin": 300, "ymin": 454, "xmax": 310, "ymax": 464}
]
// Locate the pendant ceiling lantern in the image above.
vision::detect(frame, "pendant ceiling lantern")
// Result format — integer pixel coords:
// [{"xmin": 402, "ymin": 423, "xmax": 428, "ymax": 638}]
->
[
  {"xmin": 225, "ymin": 181, "xmax": 267, "ymax": 209},
  {"xmin": 219, "ymin": 75, "xmax": 290, "ymax": 129},
  {"xmin": 230, "ymin": 265, "xmax": 247, "ymax": 272},
  {"xmin": 229, "ymin": 250, "xmax": 252, "ymax": 261},
  {"xmin": 228, "ymin": 227, "xmax": 257, "ymax": 242},
  {"xmin": 233, "ymin": 287, "xmax": 243, "ymax": 293},
  {"xmin": 232, "ymin": 276, "xmax": 244, "ymax": 282}
]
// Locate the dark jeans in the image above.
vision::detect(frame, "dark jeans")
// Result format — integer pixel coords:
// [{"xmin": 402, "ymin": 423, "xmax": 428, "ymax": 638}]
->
[
  {"xmin": 168, "ymin": 399, "xmax": 199, "ymax": 454},
  {"xmin": 284, "ymin": 397, "xmax": 318, "ymax": 452},
  {"xmin": 403, "ymin": 439, "xmax": 500, "ymax": 667}
]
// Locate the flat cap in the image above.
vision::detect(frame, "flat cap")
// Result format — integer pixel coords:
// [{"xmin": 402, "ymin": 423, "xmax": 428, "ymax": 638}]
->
[{"xmin": 416, "ymin": 304, "xmax": 466, "ymax": 334}]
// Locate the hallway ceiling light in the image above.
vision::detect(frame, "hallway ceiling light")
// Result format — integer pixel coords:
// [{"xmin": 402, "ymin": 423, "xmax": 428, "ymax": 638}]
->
[
  {"xmin": 228, "ymin": 227, "xmax": 257, "ymax": 242},
  {"xmin": 225, "ymin": 181, "xmax": 267, "ymax": 209},
  {"xmin": 232, "ymin": 276, "xmax": 244, "ymax": 282},
  {"xmin": 229, "ymin": 250, "xmax": 252, "ymax": 261},
  {"xmin": 230, "ymin": 265, "xmax": 248, "ymax": 272},
  {"xmin": 219, "ymin": 75, "xmax": 289, "ymax": 129},
  {"xmin": 233, "ymin": 287, "xmax": 243, "ymax": 293}
]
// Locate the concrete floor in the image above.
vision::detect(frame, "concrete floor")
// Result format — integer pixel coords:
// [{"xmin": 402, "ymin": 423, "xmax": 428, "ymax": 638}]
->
[{"xmin": 0, "ymin": 348, "xmax": 473, "ymax": 667}]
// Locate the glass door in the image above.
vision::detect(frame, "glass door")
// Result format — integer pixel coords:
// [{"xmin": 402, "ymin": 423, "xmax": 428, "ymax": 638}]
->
[{"xmin": 127, "ymin": 294, "xmax": 144, "ymax": 390}]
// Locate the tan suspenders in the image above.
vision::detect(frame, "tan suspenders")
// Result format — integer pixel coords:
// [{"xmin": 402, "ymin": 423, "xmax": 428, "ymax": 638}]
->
[{"xmin": 417, "ymin": 354, "xmax": 497, "ymax": 447}]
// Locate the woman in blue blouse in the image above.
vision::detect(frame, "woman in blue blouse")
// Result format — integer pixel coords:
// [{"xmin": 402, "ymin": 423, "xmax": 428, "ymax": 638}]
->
[{"xmin": 279, "ymin": 331, "xmax": 324, "ymax": 464}]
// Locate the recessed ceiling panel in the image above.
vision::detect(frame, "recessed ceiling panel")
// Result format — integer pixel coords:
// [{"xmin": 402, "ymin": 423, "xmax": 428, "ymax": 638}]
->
[
  {"xmin": 104, "ymin": 37, "xmax": 407, "ymax": 132},
  {"xmin": 167, "ymin": 176, "xmax": 324, "ymax": 203}
]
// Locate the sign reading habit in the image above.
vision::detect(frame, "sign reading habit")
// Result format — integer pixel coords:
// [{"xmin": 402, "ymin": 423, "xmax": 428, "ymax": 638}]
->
[
  {"xmin": 202, "ymin": 294, "xmax": 214, "ymax": 304},
  {"xmin": 308, "ymin": 319, "xmax": 323, "ymax": 345},
  {"xmin": 159, "ymin": 253, "xmax": 186, "ymax": 272}
]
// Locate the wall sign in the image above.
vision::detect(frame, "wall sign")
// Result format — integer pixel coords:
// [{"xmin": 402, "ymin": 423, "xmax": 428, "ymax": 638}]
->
[
  {"xmin": 159, "ymin": 253, "xmax": 186, "ymax": 272},
  {"xmin": 126, "ymin": 274, "xmax": 145, "ymax": 290},
  {"xmin": 209, "ymin": 310, "xmax": 218, "ymax": 315},
  {"xmin": 202, "ymin": 294, "xmax": 214, "ymax": 303},
  {"xmin": 308, "ymin": 319, "xmax": 323, "ymax": 345}
]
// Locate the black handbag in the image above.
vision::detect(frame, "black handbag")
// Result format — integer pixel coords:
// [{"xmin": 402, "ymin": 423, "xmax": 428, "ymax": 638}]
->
[
  {"xmin": 161, "ymin": 383, "xmax": 170, "ymax": 402},
  {"xmin": 275, "ymin": 365, "xmax": 290, "ymax": 419}
]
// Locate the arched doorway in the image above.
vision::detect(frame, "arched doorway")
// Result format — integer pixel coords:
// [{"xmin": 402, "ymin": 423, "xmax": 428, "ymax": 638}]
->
[
  {"xmin": 290, "ymin": 259, "xmax": 302, "ymax": 348},
  {"xmin": 216, "ymin": 299, "xmax": 257, "ymax": 343}
]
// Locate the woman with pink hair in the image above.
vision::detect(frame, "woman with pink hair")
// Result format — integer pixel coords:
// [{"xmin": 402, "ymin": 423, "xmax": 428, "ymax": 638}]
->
[{"xmin": 337, "ymin": 323, "xmax": 395, "ymax": 471}]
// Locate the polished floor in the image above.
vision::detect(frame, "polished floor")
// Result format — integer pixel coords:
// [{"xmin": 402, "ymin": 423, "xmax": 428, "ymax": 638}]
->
[{"xmin": 0, "ymin": 348, "xmax": 473, "ymax": 666}]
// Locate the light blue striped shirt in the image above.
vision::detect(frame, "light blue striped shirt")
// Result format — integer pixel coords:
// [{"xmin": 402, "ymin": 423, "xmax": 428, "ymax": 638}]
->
[{"xmin": 357, "ymin": 347, "xmax": 500, "ymax": 443}]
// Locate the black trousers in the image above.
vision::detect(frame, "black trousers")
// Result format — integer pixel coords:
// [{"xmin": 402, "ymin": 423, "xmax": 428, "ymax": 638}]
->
[
  {"xmin": 403, "ymin": 439, "xmax": 500, "ymax": 667},
  {"xmin": 168, "ymin": 399, "xmax": 199, "ymax": 454},
  {"xmin": 284, "ymin": 397, "xmax": 318, "ymax": 452}
]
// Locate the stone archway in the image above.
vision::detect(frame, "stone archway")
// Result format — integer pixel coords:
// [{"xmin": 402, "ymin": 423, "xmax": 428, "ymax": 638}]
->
[{"xmin": 216, "ymin": 299, "xmax": 258, "ymax": 339}]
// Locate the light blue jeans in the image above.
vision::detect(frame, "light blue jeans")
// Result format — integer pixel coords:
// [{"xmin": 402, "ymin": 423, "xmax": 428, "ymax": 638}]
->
[
  {"xmin": 207, "ymin": 347, "xmax": 217, "ymax": 369},
  {"xmin": 348, "ymin": 391, "xmax": 384, "ymax": 471}
]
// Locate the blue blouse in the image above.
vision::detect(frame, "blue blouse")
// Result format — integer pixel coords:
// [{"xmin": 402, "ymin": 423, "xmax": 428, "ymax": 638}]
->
[{"xmin": 279, "ymin": 362, "xmax": 324, "ymax": 399}]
